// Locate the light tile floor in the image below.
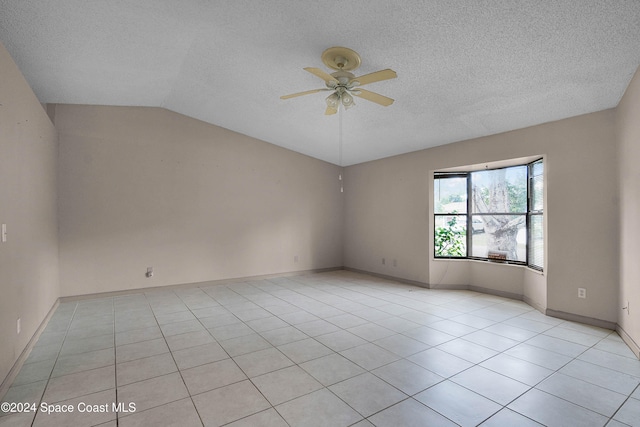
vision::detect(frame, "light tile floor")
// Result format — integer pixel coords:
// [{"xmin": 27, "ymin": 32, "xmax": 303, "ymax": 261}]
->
[{"xmin": 1, "ymin": 270, "xmax": 639, "ymax": 426}]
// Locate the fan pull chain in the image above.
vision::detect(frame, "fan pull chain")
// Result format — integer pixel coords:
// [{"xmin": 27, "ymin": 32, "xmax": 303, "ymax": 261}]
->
[{"xmin": 339, "ymin": 107, "xmax": 344, "ymax": 192}]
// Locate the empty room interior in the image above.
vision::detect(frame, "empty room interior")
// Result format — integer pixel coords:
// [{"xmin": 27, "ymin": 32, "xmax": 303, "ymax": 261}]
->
[{"xmin": 1, "ymin": 1, "xmax": 640, "ymax": 426}]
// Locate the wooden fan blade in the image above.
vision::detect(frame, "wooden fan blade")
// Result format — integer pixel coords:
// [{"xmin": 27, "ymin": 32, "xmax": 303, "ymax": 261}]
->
[
  {"xmin": 353, "ymin": 89, "xmax": 394, "ymax": 106},
  {"xmin": 280, "ymin": 88, "xmax": 327, "ymax": 100},
  {"xmin": 325, "ymin": 106, "xmax": 338, "ymax": 115},
  {"xmin": 304, "ymin": 67, "xmax": 339, "ymax": 84},
  {"xmin": 351, "ymin": 69, "xmax": 397, "ymax": 86}
]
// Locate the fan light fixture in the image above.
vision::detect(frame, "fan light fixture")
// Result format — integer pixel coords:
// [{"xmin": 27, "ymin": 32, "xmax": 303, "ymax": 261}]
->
[
  {"xmin": 281, "ymin": 47, "xmax": 397, "ymax": 115},
  {"xmin": 326, "ymin": 88, "xmax": 355, "ymax": 111}
]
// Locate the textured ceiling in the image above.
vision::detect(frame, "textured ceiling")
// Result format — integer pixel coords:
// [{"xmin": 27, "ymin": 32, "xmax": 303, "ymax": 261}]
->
[{"xmin": 1, "ymin": 1, "xmax": 639, "ymax": 165}]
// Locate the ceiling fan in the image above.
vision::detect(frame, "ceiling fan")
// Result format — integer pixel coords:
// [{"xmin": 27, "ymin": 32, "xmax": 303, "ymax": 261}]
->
[{"xmin": 281, "ymin": 47, "xmax": 397, "ymax": 115}]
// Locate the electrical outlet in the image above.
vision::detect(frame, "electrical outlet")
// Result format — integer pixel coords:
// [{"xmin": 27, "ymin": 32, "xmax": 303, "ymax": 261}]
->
[
  {"xmin": 146, "ymin": 267, "xmax": 153, "ymax": 278},
  {"xmin": 1, "ymin": 224, "xmax": 6, "ymax": 243},
  {"xmin": 17, "ymin": 318, "xmax": 21, "ymax": 335},
  {"xmin": 578, "ymin": 288, "xmax": 586, "ymax": 299}
]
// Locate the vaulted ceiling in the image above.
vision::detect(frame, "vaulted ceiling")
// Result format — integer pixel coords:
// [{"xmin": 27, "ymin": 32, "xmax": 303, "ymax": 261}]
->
[{"xmin": 2, "ymin": 1, "xmax": 639, "ymax": 165}]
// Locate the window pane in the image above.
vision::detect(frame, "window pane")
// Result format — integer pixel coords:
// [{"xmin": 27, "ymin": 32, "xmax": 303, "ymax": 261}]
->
[
  {"xmin": 435, "ymin": 177, "xmax": 467, "ymax": 214},
  {"xmin": 471, "ymin": 166, "xmax": 527, "ymax": 213},
  {"xmin": 532, "ymin": 160, "xmax": 544, "ymax": 177},
  {"xmin": 529, "ymin": 214, "xmax": 544, "ymax": 268},
  {"xmin": 435, "ymin": 215, "xmax": 467, "ymax": 257},
  {"xmin": 471, "ymin": 214, "xmax": 526, "ymax": 262},
  {"xmin": 531, "ymin": 161, "xmax": 543, "ymax": 212}
]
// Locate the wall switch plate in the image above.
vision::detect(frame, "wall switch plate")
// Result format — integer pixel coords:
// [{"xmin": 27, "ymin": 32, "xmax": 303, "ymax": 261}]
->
[
  {"xmin": 578, "ymin": 288, "xmax": 586, "ymax": 299},
  {"xmin": 17, "ymin": 318, "xmax": 21, "ymax": 335},
  {"xmin": 146, "ymin": 267, "xmax": 153, "ymax": 278},
  {"xmin": 1, "ymin": 224, "xmax": 6, "ymax": 242}
]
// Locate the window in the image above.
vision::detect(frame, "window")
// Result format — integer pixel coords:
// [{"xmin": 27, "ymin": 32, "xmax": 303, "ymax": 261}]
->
[
  {"xmin": 434, "ymin": 159, "xmax": 543, "ymax": 270},
  {"xmin": 434, "ymin": 174, "xmax": 467, "ymax": 257},
  {"xmin": 528, "ymin": 160, "xmax": 544, "ymax": 269}
]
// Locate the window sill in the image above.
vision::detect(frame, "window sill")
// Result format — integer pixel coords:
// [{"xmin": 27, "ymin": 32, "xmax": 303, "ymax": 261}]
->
[{"xmin": 432, "ymin": 257, "xmax": 544, "ymax": 275}]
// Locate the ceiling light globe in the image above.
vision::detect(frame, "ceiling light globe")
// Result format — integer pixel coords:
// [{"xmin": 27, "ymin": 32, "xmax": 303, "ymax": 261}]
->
[
  {"xmin": 326, "ymin": 93, "xmax": 339, "ymax": 108},
  {"xmin": 341, "ymin": 93, "xmax": 354, "ymax": 107}
]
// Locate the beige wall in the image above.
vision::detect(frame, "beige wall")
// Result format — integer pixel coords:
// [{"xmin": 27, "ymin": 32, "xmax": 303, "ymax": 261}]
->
[
  {"xmin": 0, "ymin": 43, "xmax": 59, "ymax": 383},
  {"xmin": 617, "ymin": 67, "xmax": 640, "ymax": 355},
  {"xmin": 344, "ymin": 109, "xmax": 619, "ymax": 324},
  {"xmin": 55, "ymin": 105, "xmax": 344, "ymax": 296}
]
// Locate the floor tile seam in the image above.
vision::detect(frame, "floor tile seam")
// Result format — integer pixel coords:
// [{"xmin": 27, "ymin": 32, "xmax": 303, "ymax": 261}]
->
[
  {"xmin": 355, "ymin": 395, "xmax": 419, "ymax": 423},
  {"xmin": 237, "ymin": 375, "xmax": 282, "ymax": 417},
  {"xmin": 504, "ymin": 348, "xmax": 575, "ymax": 374},
  {"xmin": 314, "ymin": 383, "xmax": 385, "ymax": 421},
  {"xmin": 520, "ymin": 329, "xmax": 592, "ymax": 359},
  {"xmin": 30, "ymin": 301, "xmax": 80, "ymax": 416},
  {"xmin": 529, "ymin": 384, "xmax": 625, "ymax": 420},
  {"xmin": 573, "ymin": 339, "xmax": 640, "ymax": 379},
  {"xmin": 153, "ymin": 299, "xmax": 230, "ymax": 348},
  {"xmin": 367, "ymin": 360, "xmax": 447, "ymax": 397},
  {"xmin": 537, "ymin": 370, "xmax": 631, "ymax": 404},
  {"xmin": 116, "ymin": 394, "xmax": 193, "ymax": 422},
  {"xmin": 50, "ymin": 361, "xmax": 115, "ymax": 380},
  {"xmin": 37, "ymin": 386, "xmax": 119, "ymax": 422},
  {"xmin": 61, "ymin": 330, "xmax": 116, "ymax": 344},
  {"xmin": 257, "ymin": 331, "xmax": 309, "ymax": 348},
  {"xmin": 140, "ymin": 295, "xmax": 205, "ymax": 425},
  {"xmin": 408, "ymin": 392, "xmax": 485, "ymax": 427},
  {"xmin": 464, "ymin": 311, "xmax": 527, "ymax": 325},
  {"xmin": 447, "ymin": 365, "xmax": 534, "ymax": 406},
  {"xmin": 218, "ymin": 407, "xmax": 284, "ymax": 427},
  {"xmin": 249, "ymin": 376, "xmax": 326, "ymax": 408},
  {"xmin": 456, "ymin": 335, "xmax": 522, "ymax": 355},
  {"xmin": 116, "ymin": 348, "xmax": 172, "ymax": 367},
  {"xmin": 113, "ymin": 304, "xmax": 151, "ymax": 314},
  {"xmin": 182, "ymin": 368, "xmax": 250, "ymax": 398},
  {"xmin": 604, "ymin": 383, "xmax": 640, "ymax": 426},
  {"xmin": 115, "ymin": 366, "xmax": 179, "ymax": 388},
  {"xmin": 115, "ymin": 322, "xmax": 163, "ymax": 334},
  {"xmin": 115, "ymin": 333, "xmax": 168, "ymax": 348},
  {"xmin": 240, "ymin": 280, "xmax": 393, "ymax": 319},
  {"xmin": 592, "ymin": 348, "xmax": 640, "ymax": 364},
  {"xmin": 550, "ymin": 358, "xmax": 639, "ymax": 395},
  {"xmin": 432, "ymin": 344, "xmax": 499, "ymax": 366},
  {"xmin": 476, "ymin": 318, "xmax": 540, "ymax": 339},
  {"xmin": 587, "ymin": 342, "xmax": 640, "ymax": 362},
  {"xmin": 398, "ymin": 329, "xmax": 455, "ymax": 348},
  {"xmin": 474, "ymin": 353, "xmax": 555, "ymax": 389},
  {"xmin": 554, "ymin": 322, "xmax": 615, "ymax": 336},
  {"xmin": 542, "ymin": 328, "xmax": 612, "ymax": 348},
  {"xmin": 39, "ymin": 383, "xmax": 116, "ymax": 409},
  {"xmin": 274, "ymin": 347, "xmax": 333, "ymax": 366},
  {"xmin": 57, "ymin": 345, "xmax": 116, "ymax": 360},
  {"xmin": 426, "ymin": 325, "xmax": 480, "ymax": 342},
  {"xmin": 146, "ymin": 301, "xmax": 207, "ymax": 427},
  {"xmin": 231, "ymin": 347, "xmax": 295, "ymax": 378}
]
